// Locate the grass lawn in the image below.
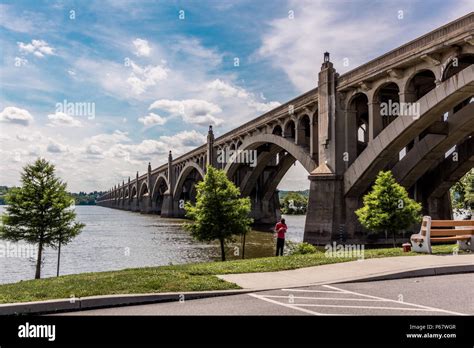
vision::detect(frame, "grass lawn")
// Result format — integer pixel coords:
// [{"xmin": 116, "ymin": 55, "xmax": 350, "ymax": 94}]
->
[{"xmin": 0, "ymin": 244, "xmax": 464, "ymax": 304}]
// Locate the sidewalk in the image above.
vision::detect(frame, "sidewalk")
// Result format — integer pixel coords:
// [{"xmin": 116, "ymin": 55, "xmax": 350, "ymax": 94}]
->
[{"xmin": 217, "ymin": 254, "xmax": 474, "ymax": 290}]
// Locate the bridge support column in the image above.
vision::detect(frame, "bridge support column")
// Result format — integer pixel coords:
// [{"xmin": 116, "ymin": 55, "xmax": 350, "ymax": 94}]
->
[
  {"xmin": 160, "ymin": 193, "xmax": 175, "ymax": 217},
  {"xmin": 251, "ymin": 193, "xmax": 281, "ymax": 226},
  {"xmin": 425, "ymin": 192, "xmax": 453, "ymax": 220},
  {"xmin": 304, "ymin": 173, "xmax": 344, "ymax": 245}
]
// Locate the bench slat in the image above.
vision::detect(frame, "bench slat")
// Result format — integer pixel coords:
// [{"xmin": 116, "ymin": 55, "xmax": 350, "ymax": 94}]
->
[
  {"xmin": 431, "ymin": 235, "xmax": 471, "ymax": 242},
  {"xmin": 431, "ymin": 220, "xmax": 474, "ymax": 227},
  {"xmin": 430, "ymin": 229, "xmax": 474, "ymax": 236}
]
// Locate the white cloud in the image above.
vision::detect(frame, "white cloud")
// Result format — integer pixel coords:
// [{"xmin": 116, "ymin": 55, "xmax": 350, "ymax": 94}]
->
[
  {"xmin": 47, "ymin": 139, "xmax": 68, "ymax": 153},
  {"xmin": 133, "ymin": 38, "xmax": 151, "ymax": 57},
  {"xmin": 17, "ymin": 39, "xmax": 55, "ymax": 58},
  {"xmin": 172, "ymin": 37, "xmax": 223, "ymax": 67},
  {"xmin": 47, "ymin": 112, "xmax": 83, "ymax": 127},
  {"xmin": 127, "ymin": 61, "xmax": 168, "ymax": 94},
  {"xmin": 87, "ymin": 130, "xmax": 131, "ymax": 147},
  {"xmin": 0, "ymin": 106, "xmax": 34, "ymax": 126},
  {"xmin": 207, "ymin": 79, "xmax": 280, "ymax": 113},
  {"xmin": 149, "ymin": 99, "xmax": 223, "ymax": 126},
  {"xmin": 160, "ymin": 130, "xmax": 206, "ymax": 148},
  {"xmin": 207, "ymin": 79, "xmax": 250, "ymax": 99},
  {"xmin": 138, "ymin": 112, "xmax": 167, "ymax": 126},
  {"xmin": 258, "ymin": 0, "xmax": 464, "ymax": 92}
]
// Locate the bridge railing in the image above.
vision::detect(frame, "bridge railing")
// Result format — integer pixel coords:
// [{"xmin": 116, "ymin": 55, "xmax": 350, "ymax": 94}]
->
[{"xmin": 337, "ymin": 12, "xmax": 474, "ymax": 89}]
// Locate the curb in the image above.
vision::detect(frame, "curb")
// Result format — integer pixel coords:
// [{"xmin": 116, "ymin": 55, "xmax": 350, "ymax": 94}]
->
[
  {"xmin": 337, "ymin": 263, "xmax": 474, "ymax": 283},
  {"xmin": 0, "ymin": 289, "xmax": 252, "ymax": 316}
]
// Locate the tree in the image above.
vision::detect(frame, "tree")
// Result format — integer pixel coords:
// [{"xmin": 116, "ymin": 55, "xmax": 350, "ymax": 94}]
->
[
  {"xmin": 0, "ymin": 158, "xmax": 84, "ymax": 279},
  {"xmin": 280, "ymin": 192, "xmax": 308, "ymax": 215},
  {"xmin": 355, "ymin": 170, "xmax": 421, "ymax": 246},
  {"xmin": 184, "ymin": 166, "xmax": 253, "ymax": 261},
  {"xmin": 450, "ymin": 169, "xmax": 474, "ymax": 212}
]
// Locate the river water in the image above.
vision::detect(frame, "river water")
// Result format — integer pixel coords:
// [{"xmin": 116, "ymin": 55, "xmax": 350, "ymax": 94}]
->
[{"xmin": 0, "ymin": 206, "xmax": 305, "ymax": 284}]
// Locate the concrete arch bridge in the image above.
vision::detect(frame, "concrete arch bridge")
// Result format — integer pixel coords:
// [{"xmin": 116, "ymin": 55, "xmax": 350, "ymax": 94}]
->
[{"xmin": 97, "ymin": 13, "xmax": 474, "ymax": 245}]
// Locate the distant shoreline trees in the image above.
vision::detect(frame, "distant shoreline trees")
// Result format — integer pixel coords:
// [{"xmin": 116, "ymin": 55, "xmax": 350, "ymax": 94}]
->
[
  {"xmin": 280, "ymin": 192, "xmax": 308, "ymax": 215},
  {"xmin": 0, "ymin": 186, "xmax": 104, "ymax": 206}
]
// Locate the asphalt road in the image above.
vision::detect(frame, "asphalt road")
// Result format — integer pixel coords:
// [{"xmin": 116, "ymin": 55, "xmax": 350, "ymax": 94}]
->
[{"xmin": 60, "ymin": 273, "xmax": 474, "ymax": 316}]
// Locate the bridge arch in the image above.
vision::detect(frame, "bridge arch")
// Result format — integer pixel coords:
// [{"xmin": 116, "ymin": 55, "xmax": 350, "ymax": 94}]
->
[
  {"xmin": 296, "ymin": 114, "xmax": 311, "ymax": 148},
  {"xmin": 139, "ymin": 181, "xmax": 149, "ymax": 198},
  {"xmin": 372, "ymin": 81, "xmax": 401, "ymax": 134},
  {"xmin": 404, "ymin": 69, "xmax": 437, "ymax": 102},
  {"xmin": 224, "ymin": 133, "xmax": 316, "ymax": 224},
  {"xmin": 441, "ymin": 53, "xmax": 474, "ymax": 82},
  {"xmin": 347, "ymin": 92, "xmax": 369, "ymax": 160},
  {"xmin": 150, "ymin": 174, "xmax": 168, "ymax": 213},
  {"xmin": 344, "ymin": 65, "xmax": 474, "ymax": 197},
  {"xmin": 272, "ymin": 124, "xmax": 283, "ymax": 136},
  {"xmin": 283, "ymin": 118, "xmax": 296, "ymax": 140},
  {"xmin": 224, "ymin": 133, "xmax": 317, "ymax": 178},
  {"xmin": 173, "ymin": 162, "xmax": 206, "ymax": 200}
]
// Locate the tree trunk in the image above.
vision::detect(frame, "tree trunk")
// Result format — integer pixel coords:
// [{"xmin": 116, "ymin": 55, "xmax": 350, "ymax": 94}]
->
[
  {"xmin": 56, "ymin": 241, "xmax": 61, "ymax": 277},
  {"xmin": 35, "ymin": 240, "xmax": 43, "ymax": 279},
  {"xmin": 220, "ymin": 238, "xmax": 226, "ymax": 261},
  {"xmin": 241, "ymin": 233, "xmax": 246, "ymax": 259}
]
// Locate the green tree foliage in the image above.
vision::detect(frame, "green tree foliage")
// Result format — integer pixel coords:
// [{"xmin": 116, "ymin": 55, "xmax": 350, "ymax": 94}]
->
[
  {"xmin": 0, "ymin": 186, "xmax": 13, "ymax": 205},
  {"xmin": 450, "ymin": 169, "xmax": 474, "ymax": 212},
  {"xmin": 355, "ymin": 170, "xmax": 421, "ymax": 246},
  {"xmin": 184, "ymin": 166, "xmax": 253, "ymax": 261},
  {"xmin": 280, "ymin": 192, "xmax": 308, "ymax": 215},
  {"xmin": 0, "ymin": 158, "xmax": 84, "ymax": 279}
]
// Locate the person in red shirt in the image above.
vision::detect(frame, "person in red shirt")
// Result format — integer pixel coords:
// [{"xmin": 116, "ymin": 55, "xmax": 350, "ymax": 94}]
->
[{"xmin": 274, "ymin": 218, "xmax": 287, "ymax": 256}]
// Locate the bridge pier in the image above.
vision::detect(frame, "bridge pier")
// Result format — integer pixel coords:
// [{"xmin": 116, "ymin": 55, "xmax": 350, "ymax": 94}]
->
[
  {"xmin": 251, "ymin": 193, "xmax": 281, "ymax": 226},
  {"xmin": 424, "ymin": 192, "xmax": 453, "ymax": 220},
  {"xmin": 139, "ymin": 196, "xmax": 153, "ymax": 214},
  {"xmin": 304, "ymin": 172, "xmax": 345, "ymax": 245},
  {"xmin": 160, "ymin": 193, "xmax": 175, "ymax": 217}
]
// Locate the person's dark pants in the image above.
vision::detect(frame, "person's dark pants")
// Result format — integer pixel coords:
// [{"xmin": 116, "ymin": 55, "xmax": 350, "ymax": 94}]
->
[{"xmin": 276, "ymin": 238, "xmax": 285, "ymax": 256}]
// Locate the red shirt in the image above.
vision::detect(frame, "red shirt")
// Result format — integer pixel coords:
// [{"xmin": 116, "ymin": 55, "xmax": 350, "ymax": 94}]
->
[{"xmin": 275, "ymin": 222, "xmax": 287, "ymax": 239}]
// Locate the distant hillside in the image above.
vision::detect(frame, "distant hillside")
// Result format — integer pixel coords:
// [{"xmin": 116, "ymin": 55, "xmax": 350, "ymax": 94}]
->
[{"xmin": 0, "ymin": 186, "xmax": 105, "ymax": 205}]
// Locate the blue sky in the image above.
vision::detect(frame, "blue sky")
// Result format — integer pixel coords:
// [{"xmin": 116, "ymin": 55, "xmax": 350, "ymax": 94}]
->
[{"xmin": 0, "ymin": 0, "xmax": 473, "ymax": 192}]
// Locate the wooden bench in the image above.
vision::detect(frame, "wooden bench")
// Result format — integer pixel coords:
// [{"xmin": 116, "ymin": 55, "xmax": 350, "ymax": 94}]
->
[{"xmin": 410, "ymin": 216, "xmax": 474, "ymax": 253}]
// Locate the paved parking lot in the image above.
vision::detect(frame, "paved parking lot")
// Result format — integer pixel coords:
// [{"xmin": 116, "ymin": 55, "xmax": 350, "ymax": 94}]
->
[{"xmin": 62, "ymin": 273, "xmax": 473, "ymax": 316}]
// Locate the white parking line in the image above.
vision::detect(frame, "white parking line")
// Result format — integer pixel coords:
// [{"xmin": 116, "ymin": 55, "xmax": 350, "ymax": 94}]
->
[
  {"xmin": 248, "ymin": 293, "xmax": 324, "ymax": 315},
  {"xmin": 291, "ymin": 303, "xmax": 440, "ymax": 311},
  {"xmin": 250, "ymin": 284, "xmax": 468, "ymax": 316},
  {"xmin": 262, "ymin": 295, "xmax": 387, "ymax": 302},
  {"xmin": 323, "ymin": 285, "xmax": 466, "ymax": 316},
  {"xmin": 280, "ymin": 288, "xmax": 347, "ymax": 293}
]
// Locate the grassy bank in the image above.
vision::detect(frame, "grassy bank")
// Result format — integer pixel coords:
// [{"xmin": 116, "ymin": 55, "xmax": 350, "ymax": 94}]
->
[{"xmin": 0, "ymin": 244, "xmax": 463, "ymax": 304}]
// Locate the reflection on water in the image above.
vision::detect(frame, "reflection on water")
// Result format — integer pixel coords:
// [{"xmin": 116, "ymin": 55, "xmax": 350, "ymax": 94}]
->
[{"xmin": 0, "ymin": 206, "xmax": 305, "ymax": 284}]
